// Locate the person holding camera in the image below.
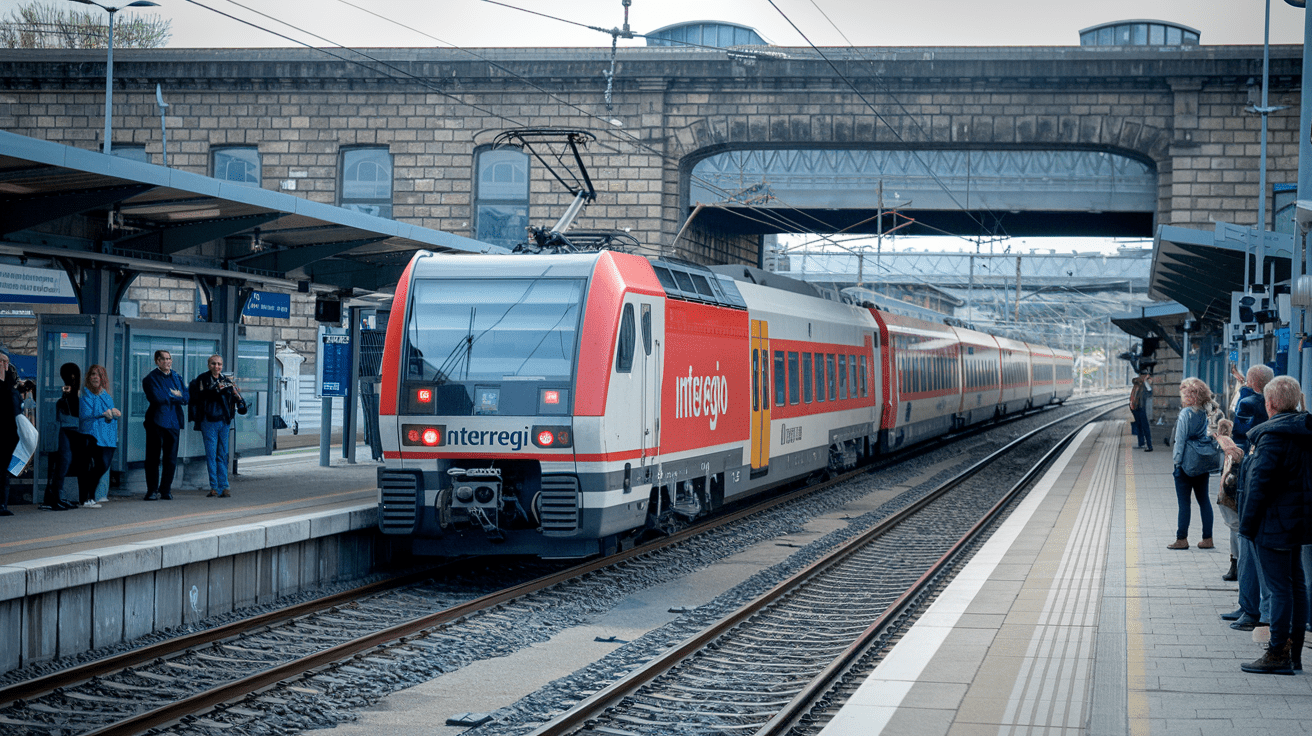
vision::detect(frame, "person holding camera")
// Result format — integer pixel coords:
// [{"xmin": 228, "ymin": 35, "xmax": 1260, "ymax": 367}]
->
[{"xmin": 189, "ymin": 354, "xmax": 246, "ymax": 498}]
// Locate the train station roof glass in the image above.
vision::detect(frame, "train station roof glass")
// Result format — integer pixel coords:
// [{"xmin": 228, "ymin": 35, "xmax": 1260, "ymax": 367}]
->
[
  {"xmin": 1079, "ymin": 20, "xmax": 1200, "ymax": 47},
  {"xmin": 646, "ymin": 21, "xmax": 766, "ymax": 48}
]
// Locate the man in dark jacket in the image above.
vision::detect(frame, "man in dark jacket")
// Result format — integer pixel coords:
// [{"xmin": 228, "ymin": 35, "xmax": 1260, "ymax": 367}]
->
[
  {"xmin": 1238, "ymin": 375, "xmax": 1312, "ymax": 674},
  {"xmin": 141, "ymin": 350, "xmax": 188, "ymax": 501},
  {"xmin": 188, "ymin": 354, "xmax": 244, "ymax": 498},
  {"xmin": 1233, "ymin": 364, "xmax": 1274, "ymax": 453}
]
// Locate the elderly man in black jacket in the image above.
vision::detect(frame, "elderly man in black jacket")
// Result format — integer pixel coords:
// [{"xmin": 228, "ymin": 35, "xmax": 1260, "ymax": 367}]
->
[{"xmin": 1239, "ymin": 375, "xmax": 1312, "ymax": 674}]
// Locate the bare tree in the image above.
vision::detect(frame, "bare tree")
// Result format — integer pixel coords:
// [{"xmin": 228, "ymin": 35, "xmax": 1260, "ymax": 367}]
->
[{"xmin": 0, "ymin": 1, "xmax": 170, "ymax": 49}]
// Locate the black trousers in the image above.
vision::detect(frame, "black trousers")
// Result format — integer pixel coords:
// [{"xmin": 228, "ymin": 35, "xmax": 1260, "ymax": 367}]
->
[
  {"xmin": 144, "ymin": 423, "xmax": 179, "ymax": 496},
  {"xmin": 79, "ymin": 445, "xmax": 114, "ymax": 504},
  {"xmin": 44, "ymin": 428, "xmax": 84, "ymax": 506},
  {"xmin": 0, "ymin": 434, "xmax": 16, "ymax": 510}
]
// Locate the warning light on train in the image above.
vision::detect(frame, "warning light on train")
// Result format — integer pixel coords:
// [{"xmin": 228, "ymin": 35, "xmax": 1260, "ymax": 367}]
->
[
  {"xmin": 543, "ymin": 390, "xmax": 560, "ymax": 404},
  {"xmin": 422, "ymin": 428, "xmax": 441, "ymax": 446},
  {"xmin": 416, "ymin": 388, "xmax": 433, "ymax": 403}
]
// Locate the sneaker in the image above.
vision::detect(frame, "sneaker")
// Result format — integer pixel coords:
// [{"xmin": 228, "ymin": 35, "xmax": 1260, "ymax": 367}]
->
[
  {"xmin": 218, "ymin": 491, "xmax": 231, "ymax": 498},
  {"xmin": 206, "ymin": 490, "xmax": 218, "ymax": 497},
  {"xmin": 1167, "ymin": 539, "xmax": 1189, "ymax": 550},
  {"xmin": 0, "ymin": 508, "xmax": 12, "ymax": 517},
  {"xmin": 57, "ymin": 500, "xmax": 78, "ymax": 510},
  {"xmin": 1144, "ymin": 447, "xmax": 1154, "ymax": 452},
  {"xmin": 144, "ymin": 494, "xmax": 159, "ymax": 501},
  {"xmin": 160, "ymin": 493, "xmax": 173, "ymax": 500},
  {"xmin": 82, "ymin": 501, "xmax": 101, "ymax": 508}
]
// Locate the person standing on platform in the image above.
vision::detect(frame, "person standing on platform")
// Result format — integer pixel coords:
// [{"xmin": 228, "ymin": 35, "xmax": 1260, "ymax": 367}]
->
[
  {"xmin": 1238, "ymin": 375, "xmax": 1312, "ymax": 675},
  {"xmin": 0, "ymin": 353, "xmax": 20, "ymax": 517},
  {"xmin": 1233, "ymin": 364, "xmax": 1274, "ymax": 453},
  {"xmin": 188, "ymin": 354, "xmax": 245, "ymax": 498},
  {"xmin": 1170, "ymin": 377, "xmax": 1219, "ymax": 550},
  {"xmin": 1129, "ymin": 374, "xmax": 1152, "ymax": 451},
  {"xmin": 40, "ymin": 363, "xmax": 85, "ymax": 511},
  {"xmin": 141, "ymin": 350, "xmax": 188, "ymax": 501},
  {"xmin": 78, "ymin": 365, "xmax": 119, "ymax": 508}
]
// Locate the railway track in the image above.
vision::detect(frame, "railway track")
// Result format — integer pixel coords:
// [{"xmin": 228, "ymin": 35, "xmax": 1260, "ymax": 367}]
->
[
  {"xmin": 521, "ymin": 401, "xmax": 1120, "ymax": 736},
  {"xmin": 0, "ymin": 398, "xmax": 1115, "ymax": 736}
]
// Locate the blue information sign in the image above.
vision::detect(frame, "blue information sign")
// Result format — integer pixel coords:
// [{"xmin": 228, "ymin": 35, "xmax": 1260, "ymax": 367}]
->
[
  {"xmin": 245, "ymin": 291, "xmax": 291, "ymax": 319},
  {"xmin": 320, "ymin": 333, "xmax": 351, "ymax": 398}
]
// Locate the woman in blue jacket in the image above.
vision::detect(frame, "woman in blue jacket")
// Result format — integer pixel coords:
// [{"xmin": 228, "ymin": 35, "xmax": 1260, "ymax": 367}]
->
[{"xmin": 78, "ymin": 364, "xmax": 120, "ymax": 508}]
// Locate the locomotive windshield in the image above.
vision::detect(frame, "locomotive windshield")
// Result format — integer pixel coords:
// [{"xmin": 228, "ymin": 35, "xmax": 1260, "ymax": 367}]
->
[{"xmin": 405, "ymin": 278, "xmax": 585, "ymax": 383}]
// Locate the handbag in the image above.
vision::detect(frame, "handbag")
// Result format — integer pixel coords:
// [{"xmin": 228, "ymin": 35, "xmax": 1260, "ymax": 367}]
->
[{"xmin": 1181, "ymin": 412, "xmax": 1222, "ymax": 476}]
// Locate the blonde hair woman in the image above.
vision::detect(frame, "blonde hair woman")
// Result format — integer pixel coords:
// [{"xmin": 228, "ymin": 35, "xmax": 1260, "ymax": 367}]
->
[{"xmin": 1169, "ymin": 377, "xmax": 1220, "ymax": 550}]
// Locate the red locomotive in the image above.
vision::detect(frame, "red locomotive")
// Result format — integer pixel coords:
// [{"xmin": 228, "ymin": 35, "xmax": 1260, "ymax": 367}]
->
[{"xmin": 377, "ymin": 250, "xmax": 1074, "ymax": 558}]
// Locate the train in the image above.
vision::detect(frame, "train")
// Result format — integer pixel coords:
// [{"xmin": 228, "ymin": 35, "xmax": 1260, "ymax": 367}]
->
[{"xmin": 375, "ymin": 250, "xmax": 1074, "ymax": 558}]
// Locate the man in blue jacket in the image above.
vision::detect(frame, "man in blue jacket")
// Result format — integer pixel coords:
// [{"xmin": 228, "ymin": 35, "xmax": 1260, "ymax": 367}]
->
[{"xmin": 141, "ymin": 350, "xmax": 188, "ymax": 500}]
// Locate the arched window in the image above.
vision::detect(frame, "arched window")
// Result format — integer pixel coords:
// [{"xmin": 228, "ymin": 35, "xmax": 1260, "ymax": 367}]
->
[
  {"xmin": 213, "ymin": 147, "xmax": 260, "ymax": 187},
  {"xmin": 475, "ymin": 146, "xmax": 530, "ymax": 248},
  {"xmin": 340, "ymin": 147, "xmax": 393, "ymax": 218}
]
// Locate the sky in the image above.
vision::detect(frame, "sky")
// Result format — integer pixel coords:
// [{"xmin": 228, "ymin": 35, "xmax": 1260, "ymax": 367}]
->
[{"xmin": 2, "ymin": 0, "xmax": 1304, "ymax": 49}]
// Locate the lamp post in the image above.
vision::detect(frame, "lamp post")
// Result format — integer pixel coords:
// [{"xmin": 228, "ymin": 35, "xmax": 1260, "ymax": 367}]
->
[{"xmin": 69, "ymin": 0, "xmax": 159, "ymax": 157}]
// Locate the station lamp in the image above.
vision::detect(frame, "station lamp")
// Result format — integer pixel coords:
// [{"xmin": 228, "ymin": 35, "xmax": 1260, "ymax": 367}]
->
[{"xmin": 68, "ymin": 0, "xmax": 161, "ymax": 157}]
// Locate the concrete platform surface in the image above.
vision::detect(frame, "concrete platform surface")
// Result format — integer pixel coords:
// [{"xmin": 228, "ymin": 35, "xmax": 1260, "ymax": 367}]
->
[
  {"xmin": 0, "ymin": 443, "xmax": 380, "ymax": 567},
  {"xmin": 822, "ymin": 420, "xmax": 1312, "ymax": 736}
]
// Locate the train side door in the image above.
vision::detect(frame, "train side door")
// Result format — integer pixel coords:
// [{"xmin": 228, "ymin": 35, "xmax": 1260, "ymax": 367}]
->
[
  {"xmin": 640, "ymin": 302, "xmax": 660, "ymax": 464},
  {"xmin": 750, "ymin": 320, "xmax": 771, "ymax": 475}
]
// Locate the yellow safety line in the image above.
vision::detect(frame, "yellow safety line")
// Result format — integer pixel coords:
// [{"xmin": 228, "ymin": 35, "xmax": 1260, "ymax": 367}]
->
[{"xmin": 1124, "ymin": 443, "xmax": 1150, "ymax": 735}]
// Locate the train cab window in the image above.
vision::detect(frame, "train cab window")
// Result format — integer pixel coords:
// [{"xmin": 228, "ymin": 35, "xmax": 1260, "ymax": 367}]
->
[
  {"xmin": 752, "ymin": 349, "xmax": 760, "ymax": 412},
  {"xmin": 641, "ymin": 304, "xmax": 652, "ymax": 355},
  {"xmin": 815, "ymin": 353, "xmax": 826, "ymax": 402},
  {"xmin": 787, "ymin": 351, "xmax": 800, "ymax": 405},
  {"xmin": 838, "ymin": 355, "xmax": 847, "ymax": 400},
  {"xmin": 803, "ymin": 352, "xmax": 813, "ymax": 403},
  {"xmin": 859, "ymin": 355, "xmax": 868, "ymax": 397},
  {"xmin": 774, "ymin": 350, "xmax": 786, "ymax": 406},
  {"xmin": 673, "ymin": 270, "xmax": 697, "ymax": 293},
  {"xmin": 688, "ymin": 273, "xmax": 716, "ymax": 297},
  {"xmin": 827, "ymin": 354, "xmax": 837, "ymax": 401},
  {"xmin": 616, "ymin": 304, "xmax": 636, "ymax": 373}
]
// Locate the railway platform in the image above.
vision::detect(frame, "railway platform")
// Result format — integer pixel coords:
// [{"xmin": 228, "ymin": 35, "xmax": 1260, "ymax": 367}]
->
[
  {"xmin": 821, "ymin": 420, "xmax": 1312, "ymax": 736},
  {"xmin": 0, "ymin": 442, "xmax": 383, "ymax": 675}
]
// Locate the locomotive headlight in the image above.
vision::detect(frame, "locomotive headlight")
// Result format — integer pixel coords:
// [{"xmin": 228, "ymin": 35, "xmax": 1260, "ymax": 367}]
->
[
  {"xmin": 454, "ymin": 485, "xmax": 474, "ymax": 503},
  {"xmin": 402, "ymin": 424, "xmax": 446, "ymax": 447},
  {"xmin": 531, "ymin": 425, "xmax": 573, "ymax": 448},
  {"xmin": 474, "ymin": 485, "xmax": 496, "ymax": 504}
]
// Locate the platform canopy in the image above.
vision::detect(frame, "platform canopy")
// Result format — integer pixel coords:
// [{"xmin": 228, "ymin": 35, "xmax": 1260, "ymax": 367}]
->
[
  {"xmin": 1149, "ymin": 222, "xmax": 1293, "ymax": 324},
  {"xmin": 0, "ymin": 131, "xmax": 503, "ymax": 293}
]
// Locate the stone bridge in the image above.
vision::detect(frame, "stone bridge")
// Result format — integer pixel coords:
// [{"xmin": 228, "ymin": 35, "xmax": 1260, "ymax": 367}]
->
[{"xmin": 0, "ymin": 43, "xmax": 1300, "ymax": 269}]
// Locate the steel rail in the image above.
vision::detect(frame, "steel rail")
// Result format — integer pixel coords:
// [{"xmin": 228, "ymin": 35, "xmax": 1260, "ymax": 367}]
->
[
  {"xmin": 523, "ymin": 399, "xmax": 1120, "ymax": 736},
  {"xmin": 14, "ymin": 397, "xmax": 1106, "ymax": 736},
  {"xmin": 0, "ymin": 565, "xmax": 453, "ymax": 708}
]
